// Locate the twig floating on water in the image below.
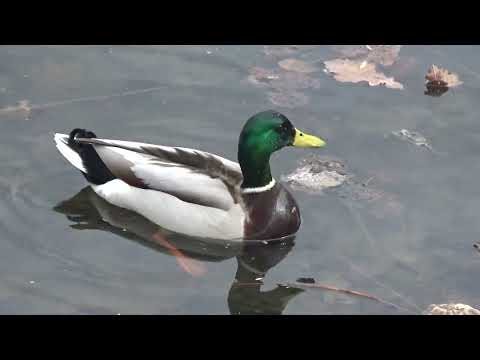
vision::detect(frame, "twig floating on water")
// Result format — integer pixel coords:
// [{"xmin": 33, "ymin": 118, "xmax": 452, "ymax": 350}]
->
[
  {"xmin": 0, "ymin": 86, "xmax": 167, "ymax": 116},
  {"xmin": 282, "ymin": 280, "xmax": 415, "ymax": 313},
  {"xmin": 341, "ymin": 256, "xmax": 423, "ymax": 313}
]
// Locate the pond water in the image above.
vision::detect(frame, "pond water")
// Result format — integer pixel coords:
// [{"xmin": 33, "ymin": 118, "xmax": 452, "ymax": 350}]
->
[{"xmin": 1, "ymin": 45, "xmax": 479, "ymax": 314}]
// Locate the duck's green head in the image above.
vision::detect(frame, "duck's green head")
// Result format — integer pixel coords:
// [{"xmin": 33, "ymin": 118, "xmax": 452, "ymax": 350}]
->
[{"xmin": 238, "ymin": 110, "xmax": 326, "ymax": 189}]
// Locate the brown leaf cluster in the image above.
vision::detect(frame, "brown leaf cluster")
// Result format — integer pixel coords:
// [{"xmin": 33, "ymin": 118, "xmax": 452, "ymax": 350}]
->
[{"xmin": 324, "ymin": 59, "xmax": 404, "ymax": 90}]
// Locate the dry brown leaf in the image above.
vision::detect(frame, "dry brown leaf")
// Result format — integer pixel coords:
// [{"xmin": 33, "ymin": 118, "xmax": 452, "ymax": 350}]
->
[
  {"xmin": 425, "ymin": 64, "xmax": 463, "ymax": 88},
  {"xmin": 424, "ymin": 65, "xmax": 462, "ymax": 97},
  {"xmin": 278, "ymin": 58, "xmax": 318, "ymax": 73},
  {"xmin": 324, "ymin": 59, "xmax": 404, "ymax": 90}
]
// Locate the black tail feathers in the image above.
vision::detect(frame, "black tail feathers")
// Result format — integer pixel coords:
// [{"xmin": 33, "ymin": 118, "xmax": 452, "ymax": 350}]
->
[{"xmin": 68, "ymin": 128, "xmax": 116, "ymax": 185}]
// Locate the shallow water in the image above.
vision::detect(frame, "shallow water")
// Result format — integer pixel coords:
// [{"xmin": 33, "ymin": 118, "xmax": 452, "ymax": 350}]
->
[{"xmin": 1, "ymin": 45, "xmax": 479, "ymax": 314}]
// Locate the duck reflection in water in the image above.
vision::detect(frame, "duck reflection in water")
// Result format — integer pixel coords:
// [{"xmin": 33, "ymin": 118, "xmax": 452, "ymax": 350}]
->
[{"xmin": 54, "ymin": 187, "xmax": 304, "ymax": 315}]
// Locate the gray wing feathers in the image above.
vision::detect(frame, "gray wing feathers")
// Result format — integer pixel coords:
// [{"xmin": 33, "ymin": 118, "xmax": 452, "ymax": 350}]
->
[{"xmin": 76, "ymin": 137, "xmax": 243, "ymax": 210}]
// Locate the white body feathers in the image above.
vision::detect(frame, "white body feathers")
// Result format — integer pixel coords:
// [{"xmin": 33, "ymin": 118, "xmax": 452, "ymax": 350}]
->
[{"xmin": 54, "ymin": 133, "xmax": 246, "ymax": 240}]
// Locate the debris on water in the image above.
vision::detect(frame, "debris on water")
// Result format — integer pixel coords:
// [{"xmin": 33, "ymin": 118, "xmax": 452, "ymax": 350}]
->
[
  {"xmin": 424, "ymin": 64, "xmax": 463, "ymax": 97},
  {"xmin": 296, "ymin": 277, "xmax": 316, "ymax": 284},
  {"xmin": 282, "ymin": 155, "xmax": 348, "ymax": 193},
  {"xmin": 425, "ymin": 64, "xmax": 463, "ymax": 87},
  {"xmin": 324, "ymin": 59, "xmax": 404, "ymax": 90},
  {"xmin": 389, "ymin": 129, "xmax": 433, "ymax": 151},
  {"xmin": 286, "ymin": 279, "xmax": 411, "ymax": 312},
  {"xmin": 278, "ymin": 58, "xmax": 318, "ymax": 74},
  {"xmin": 424, "ymin": 303, "xmax": 480, "ymax": 315},
  {"xmin": 425, "ymin": 84, "xmax": 449, "ymax": 97},
  {"xmin": 474, "ymin": 242, "xmax": 480, "ymax": 253},
  {"xmin": 0, "ymin": 99, "xmax": 32, "ymax": 115},
  {"xmin": 0, "ymin": 87, "xmax": 167, "ymax": 120}
]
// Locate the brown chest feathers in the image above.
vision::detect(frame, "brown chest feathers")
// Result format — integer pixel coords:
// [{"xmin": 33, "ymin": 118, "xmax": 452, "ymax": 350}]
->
[{"xmin": 241, "ymin": 183, "xmax": 301, "ymax": 240}]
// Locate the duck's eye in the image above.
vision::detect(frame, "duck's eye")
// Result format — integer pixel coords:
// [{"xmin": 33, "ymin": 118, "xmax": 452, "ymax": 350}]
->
[{"xmin": 277, "ymin": 124, "xmax": 287, "ymax": 133}]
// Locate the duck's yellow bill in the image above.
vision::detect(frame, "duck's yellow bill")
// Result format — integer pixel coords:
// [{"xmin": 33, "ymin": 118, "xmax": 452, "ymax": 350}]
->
[{"xmin": 292, "ymin": 128, "xmax": 326, "ymax": 148}]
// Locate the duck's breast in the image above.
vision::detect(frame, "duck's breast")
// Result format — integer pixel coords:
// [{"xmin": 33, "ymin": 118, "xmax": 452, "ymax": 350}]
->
[{"xmin": 242, "ymin": 183, "xmax": 301, "ymax": 240}]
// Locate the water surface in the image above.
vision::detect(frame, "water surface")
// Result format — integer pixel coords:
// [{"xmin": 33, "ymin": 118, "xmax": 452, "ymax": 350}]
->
[{"xmin": 0, "ymin": 45, "xmax": 479, "ymax": 314}]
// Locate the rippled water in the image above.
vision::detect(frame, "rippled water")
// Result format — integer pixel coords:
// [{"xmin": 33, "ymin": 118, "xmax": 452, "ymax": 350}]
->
[{"xmin": 1, "ymin": 45, "xmax": 479, "ymax": 314}]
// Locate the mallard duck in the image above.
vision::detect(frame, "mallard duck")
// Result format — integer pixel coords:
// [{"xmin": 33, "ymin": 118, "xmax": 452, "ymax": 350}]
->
[{"xmin": 54, "ymin": 110, "xmax": 326, "ymax": 241}]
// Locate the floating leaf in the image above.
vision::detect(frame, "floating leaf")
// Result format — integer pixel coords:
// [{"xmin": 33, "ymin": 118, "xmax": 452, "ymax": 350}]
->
[
  {"xmin": 278, "ymin": 58, "xmax": 318, "ymax": 73},
  {"xmin": 425, "ymin": 64, "xmax": 463, "ymax": 87},
  {"xmin": 324, "ymin": 59, "xmax": 404, "ymax": 90},
  {"xmin": 424, "ymin": 64, "xmax": 463, "ymax": 97}
]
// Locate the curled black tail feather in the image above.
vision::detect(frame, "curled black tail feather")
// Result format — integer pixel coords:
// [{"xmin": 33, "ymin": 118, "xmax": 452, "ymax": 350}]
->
[{"xmin": 68, "ymin": 128, "xmax": 116, "ymax": 185}]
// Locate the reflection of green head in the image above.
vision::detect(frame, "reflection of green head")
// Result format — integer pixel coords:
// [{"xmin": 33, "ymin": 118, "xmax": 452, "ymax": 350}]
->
[{"xmin": 238, "ymin": 110, "xmax": 326, "ymax": 188}]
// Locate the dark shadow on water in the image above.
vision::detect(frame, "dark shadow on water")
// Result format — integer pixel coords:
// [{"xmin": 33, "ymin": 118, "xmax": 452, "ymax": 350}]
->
[{"xmin": 53, "ymin": 187, "xmax": 304, "ymax": 314}]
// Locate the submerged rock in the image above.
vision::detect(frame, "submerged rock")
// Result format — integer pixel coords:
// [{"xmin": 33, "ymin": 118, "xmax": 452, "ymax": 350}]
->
[
  {"xmin": 389, "ymin": 129, "xmax": 433, "ymax": 151},
  {"xmin": 283, "ymin": 155, "xmax": 405, "ymax": 218},
  {"xmin": 282, "ymin": 156, "xmax": 347, "ymax": 192}
]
